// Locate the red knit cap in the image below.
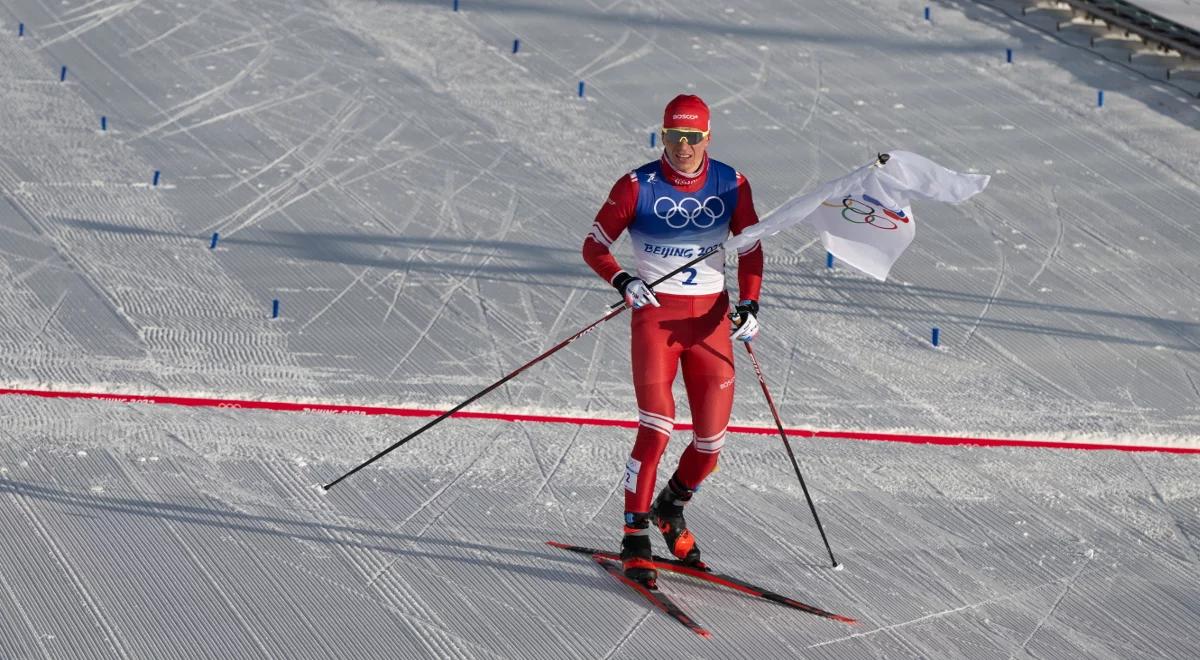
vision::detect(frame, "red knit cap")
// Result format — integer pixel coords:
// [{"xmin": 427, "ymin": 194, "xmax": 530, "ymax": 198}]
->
[{"xmin": 663, "ymin": 94, "xmax": 710, "ymax": 131}]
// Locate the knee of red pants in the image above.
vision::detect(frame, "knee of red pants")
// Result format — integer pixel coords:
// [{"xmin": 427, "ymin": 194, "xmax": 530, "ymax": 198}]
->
[
  {"xmin": 623, "ymin": 425, "xmax": 671, "ymax": 513},
  {"xmin": 674, "ymin": 352, "xmax": 733, "ymax": 492}
]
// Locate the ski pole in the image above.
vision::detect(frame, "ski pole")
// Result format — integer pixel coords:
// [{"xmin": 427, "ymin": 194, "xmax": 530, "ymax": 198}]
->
[
  {"xmin": 741, "ymin": 341, "xmax": 842, "ymax": 570},
  {"xmin": 323, "ymin": 252, "xmax": 711, "ymax": 490}
]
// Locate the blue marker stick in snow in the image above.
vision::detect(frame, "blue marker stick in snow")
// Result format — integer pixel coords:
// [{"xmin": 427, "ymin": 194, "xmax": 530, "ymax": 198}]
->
[
  {"xmin": 272, "ymin": 299, "xmax": 280, "ymax": 318},
  {"xmin": 925, "ymin": 7, "xmax": 930, "ymax": 21},
  {"xmin": 578, "ymin": 81, "xmax": 585, "ymax": 97},
  {"xmin": 100, "ymin": 116, "xmax": 107, "ymax": 131},
  {"xmin": 826, "ymin": 252, "xmax": 834, "ymax": 269},
  {"xmin": 210, "ymin": 232, "xmax": 219, "ymax": 249},
  {"xmin": 1006, "ymin": 48, "xmax": 1013, "ymax": 64},
  {"xmin": 513, "ymin": 39, "xmax": 520, "ymax": 54},
  {"xmin": 60, "ymin": 66, "xmax": 67, "ymax": 82},
  {"xmin": 19, "ymin": 23, "xmax": 24, "ymax": 37},
  {"xmin": 650, "ymin": 132, "xmax": 656, "ymax": 148},
  {"xmin": 152, "ymin": 170, "xmax": 161, "ymax": 186},
  {"xmin": 1098, "ymin": 90, "xmax": 1105, "ymax": 107},
  {"xmin": 931, "ymin": 327, "xmax": 940, "ymax": 347}
]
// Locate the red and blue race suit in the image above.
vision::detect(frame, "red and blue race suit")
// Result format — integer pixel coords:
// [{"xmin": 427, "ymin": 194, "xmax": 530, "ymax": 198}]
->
[{"xmin": 582, "ymin": 153, "xmax": 763, "ymax": 514}]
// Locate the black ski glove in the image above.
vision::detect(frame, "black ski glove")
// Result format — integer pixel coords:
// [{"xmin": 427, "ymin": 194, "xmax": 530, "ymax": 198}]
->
[{"xmin": 729, "ymin": 300, "xmax": 760, "ymax": 342}]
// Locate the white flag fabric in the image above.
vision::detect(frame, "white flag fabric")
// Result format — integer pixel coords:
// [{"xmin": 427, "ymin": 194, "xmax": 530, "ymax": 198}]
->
[{"xmin": 724, "ymin": 151, "xmax": 990, "ymax": 280}]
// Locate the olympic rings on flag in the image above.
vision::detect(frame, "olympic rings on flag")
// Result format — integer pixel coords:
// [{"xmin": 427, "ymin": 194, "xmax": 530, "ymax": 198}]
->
[
  {"xmin": 653, "ymin": 195, "xmax": 726, "ymax": 229},
  {"xmin": 822, "ymin": 197, "xmax": 898, "ymax": 231}
]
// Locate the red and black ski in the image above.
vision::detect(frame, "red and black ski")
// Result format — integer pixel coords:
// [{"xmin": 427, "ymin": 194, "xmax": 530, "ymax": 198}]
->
[
  {"xmin": 548, "ymin": 541, "xmax": 857, "ymax": 625},
  {"xmin": 591, "ymin": 555, "xmax": 712, "ymax": 638}
]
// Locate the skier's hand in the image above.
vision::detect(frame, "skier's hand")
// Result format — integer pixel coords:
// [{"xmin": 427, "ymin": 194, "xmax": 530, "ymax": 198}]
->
[
  {"xmin": 729, "ymin": 300, "xmax": 759, "ymax": 342},
  {"xmin": 613, "ymin": 272, "xmax": 660, "ymax": 309}
]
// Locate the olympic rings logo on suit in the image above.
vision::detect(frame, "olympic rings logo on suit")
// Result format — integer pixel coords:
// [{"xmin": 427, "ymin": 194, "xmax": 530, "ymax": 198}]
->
[{"xmin": 653, "ymin": 195, "xmax": 726, "ymax": 229}]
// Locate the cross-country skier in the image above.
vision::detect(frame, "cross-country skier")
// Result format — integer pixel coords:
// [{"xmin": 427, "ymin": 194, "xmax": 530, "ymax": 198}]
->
[{"xmin": 582, "ymin": 94, "xmax": 763, "ymax": 588}]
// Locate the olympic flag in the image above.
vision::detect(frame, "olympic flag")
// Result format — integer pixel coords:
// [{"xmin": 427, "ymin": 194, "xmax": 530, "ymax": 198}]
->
[{"xmin": 723, "ymin": 151, "xmax": 990, "ymax": 281}]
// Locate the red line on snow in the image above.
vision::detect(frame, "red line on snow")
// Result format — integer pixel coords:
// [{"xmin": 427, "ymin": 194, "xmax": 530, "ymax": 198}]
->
[{"xmin": 2, "ymin": 387, "xmax": 1197, "ymax": 455}]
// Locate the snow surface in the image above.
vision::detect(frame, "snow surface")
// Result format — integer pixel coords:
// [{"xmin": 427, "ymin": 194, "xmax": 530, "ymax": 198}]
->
[{"xmin": 1, "ymin": 0, "xmax": 1199, "ymax": 657}]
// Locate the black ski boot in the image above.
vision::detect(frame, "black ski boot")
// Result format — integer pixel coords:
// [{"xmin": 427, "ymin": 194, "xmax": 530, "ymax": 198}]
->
[
  {"xmin": 620, "ymin": 512, "xmax": 658, "ymax": 589},
  {"xmin": 651, "ymin": 476, "xmax": 705, "ymax": 568}
]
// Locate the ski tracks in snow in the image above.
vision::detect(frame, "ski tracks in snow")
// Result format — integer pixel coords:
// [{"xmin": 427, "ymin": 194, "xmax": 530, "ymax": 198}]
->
[
  {"xmin": 257, "ymin": 459, "xmax": 482, "ymax": 657},
  {"xmin": 1128, "ymin": 453, "xmax": 1200, "ymax": 566},
  {"xmin": 710, "ymin": 49, "xmax": 770, "ymax": 111},
  {"xmin": 133, "ymin": 42, "xmax": 275, "ymax": 141},
  {"xmin": 297, "ymin": 262, "xmax": 376, "ymax": 333},
  {"xmin": 208, "ymin": 96, "xmax": 365, "ymax": 237},
  {"xmin": 600, "ymin": 609, "xmax": 652, "ymax": 660},
  {"xmin": 1186, "ymin": 371, "xmax": 1200, "ymax": 403},
  {"xmin": 530, "ymin": 424, "xmax": 582, "ymax": 506},
  {"xmin": 962, "ymin": 206, "xmax": 1008, "ymax": 348},
  {"xmin": 9, "ymin": 491, "xmax": 131, "ymax": 659},
  {"xmin": 1009, "ymin": 552, "xmax": 1094, "ymax": 659},
  {"xmin": 805, "ymin": 577, "xmax": 1067, "ymax": 652},
  {"xmin": 23, "ymin": 287, "xmax": 69, "ymax": 351},
  {"xmin": 134, "ymin": 488, "xmax": 275, "ymax": 657},
  {"xmin": 0, "ymin": 564, "xmax": 52, "ymax": 660},
  {"xmin": 1027, "ymin": 185, "xmax": 1066, "ymax": 287},
  {"xmin": 34, "ymin": 0, "xmax": 145, "ymax": 50},
  {"xmin": 385, "ymin": 189, "xmax": 519, "ymax": 380},
  {"xmin": 102, "ymin": 423, "xmax": 282, "ymax": 657}
]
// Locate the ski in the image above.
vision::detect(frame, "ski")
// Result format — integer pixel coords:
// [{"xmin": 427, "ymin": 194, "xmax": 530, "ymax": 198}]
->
[
  {"xmin": 549, "ymin": 541, "xmax": 857, "ymax": 624},
  {"xmin": 591, "ymin": 554, "xmax": 712, "ymax": 638}
]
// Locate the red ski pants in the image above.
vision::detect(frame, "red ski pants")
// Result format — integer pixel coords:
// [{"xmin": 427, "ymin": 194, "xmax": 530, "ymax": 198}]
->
[{"xmin": 623, "ymin": 292, "xmax": 735, "ymax": 514}]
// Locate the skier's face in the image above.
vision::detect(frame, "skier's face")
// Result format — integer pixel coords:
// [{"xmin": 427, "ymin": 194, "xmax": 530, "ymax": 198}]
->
[{"xmin": 663, "ymin": 130, "xmax": 709, "ymax": 173}]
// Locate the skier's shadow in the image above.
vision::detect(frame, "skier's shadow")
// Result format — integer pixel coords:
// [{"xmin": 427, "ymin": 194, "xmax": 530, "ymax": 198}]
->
[
  {"xmin": 0, "ymin": 478, "xmax": 606, "ymax": 590},
  {"xmin": 0, "ymin": 477, "xmax": 833, "ymax": 614}
]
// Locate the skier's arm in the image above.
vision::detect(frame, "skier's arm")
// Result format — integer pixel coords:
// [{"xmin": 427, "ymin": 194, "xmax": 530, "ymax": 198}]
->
[
  {"xmin": 582, "ymin": 173, "xmax": 638, "ymax": 286},
  {"xmin": 729, "ymin": 173, "xmax": 763, "ymax": 303}
]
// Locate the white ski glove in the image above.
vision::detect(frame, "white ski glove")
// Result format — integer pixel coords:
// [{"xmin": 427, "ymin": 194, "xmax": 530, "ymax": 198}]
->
[
  {"xmin": 612, "ymin": 272, "xmax": 660, "ymax": 310},
  {"xmin": 729, "ymin": 300, "xmax": 760, "ymax": 342}
]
